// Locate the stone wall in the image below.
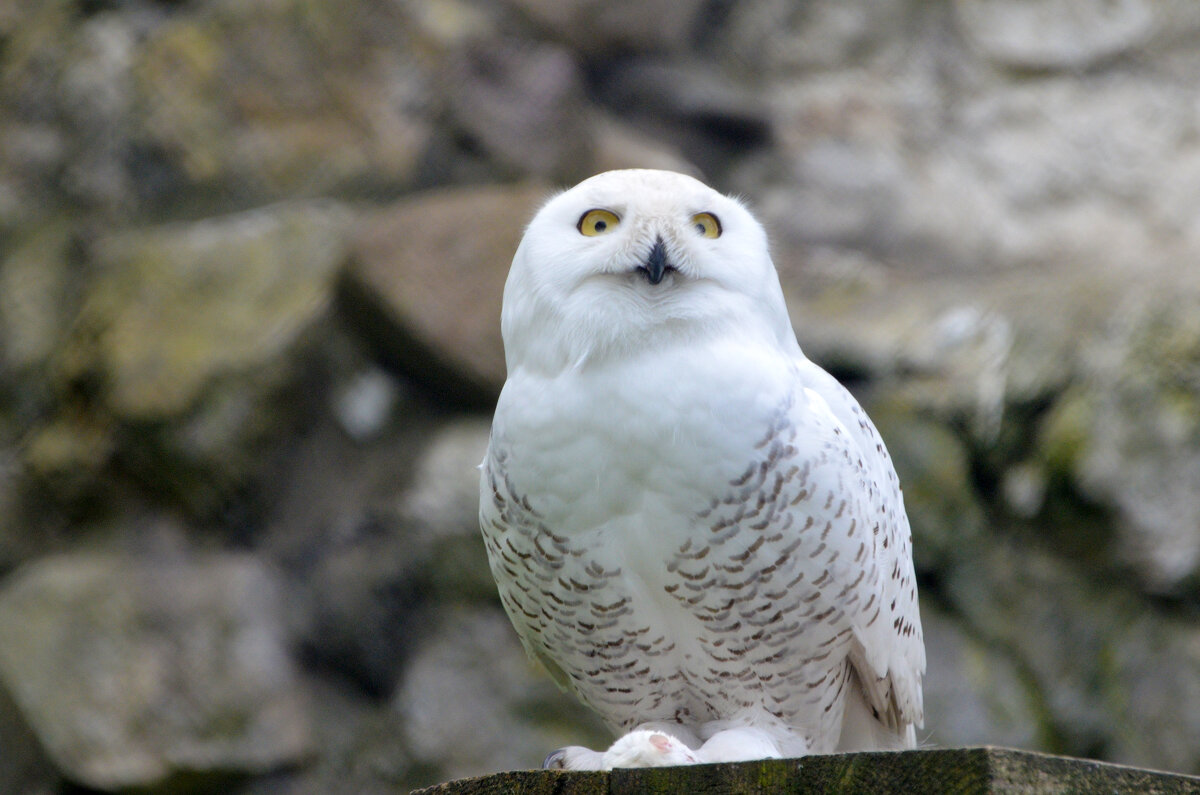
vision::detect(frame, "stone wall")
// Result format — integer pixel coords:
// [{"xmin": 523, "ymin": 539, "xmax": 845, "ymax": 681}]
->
[{"xmin": 2, "ymin": 1, "xmax": 1200, "ymax": 792}]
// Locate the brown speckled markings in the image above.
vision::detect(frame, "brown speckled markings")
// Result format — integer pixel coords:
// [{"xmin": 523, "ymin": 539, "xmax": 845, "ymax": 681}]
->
[
  {"xmin": 483, "ymin": 446, "xmax": 686, "ymax": 723},
  {"xmin": 654, "ymin": 390, "xmax": 864, "ymax": 749},
  {"xmin": 481, "ymin": 372, "xmax": 922, "ymax": 755}
]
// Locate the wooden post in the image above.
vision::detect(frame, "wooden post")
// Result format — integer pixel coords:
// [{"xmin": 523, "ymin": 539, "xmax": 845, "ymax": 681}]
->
[{"xmin": 412, "ymin": 746, "xmax": 1200, "ymax": 795}]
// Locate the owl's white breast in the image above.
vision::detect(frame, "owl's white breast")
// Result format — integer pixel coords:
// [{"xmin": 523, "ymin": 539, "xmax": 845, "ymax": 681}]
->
[{"xmin": 490, "ymin": 336, "xmax": 798, "ymax": 557}]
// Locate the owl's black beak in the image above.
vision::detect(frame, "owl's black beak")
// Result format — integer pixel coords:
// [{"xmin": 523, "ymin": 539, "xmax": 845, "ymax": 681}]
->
[{"xmin": 639, "ymin": 237, "xmax": 671, "ymax": 285}]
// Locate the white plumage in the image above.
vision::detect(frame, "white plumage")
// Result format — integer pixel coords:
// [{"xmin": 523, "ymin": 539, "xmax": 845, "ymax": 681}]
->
[{"xmin": 479, "ymin": 169, "xmax": 924, "ymax": 769}]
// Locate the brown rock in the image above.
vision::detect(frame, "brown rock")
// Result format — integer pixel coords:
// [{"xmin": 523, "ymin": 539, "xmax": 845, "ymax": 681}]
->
[{"xmin": 343, "ymin": 183, "xmax": 549, "ymax": 406}]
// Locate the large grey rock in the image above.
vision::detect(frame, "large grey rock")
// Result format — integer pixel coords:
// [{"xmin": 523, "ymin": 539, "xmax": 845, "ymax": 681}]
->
[
  {"xmin": 756, "ymin": 51, "xmax": 1200, "ymax": 279},
  {"xmin": 936, "ymin": 77, "xmax": 1198, "ymax": 270},
  {"xmin": 400, "ymin": 418, "xmax": 490, "ymax": 546},
  {"xmin": 750, "ymin": 70, "xmax": 934, "ymax": 253},
  {"xmin": 0, "ymin": 554, "xmax": 312, "ymax": 791},
  {"xmin": 945, "ymin": 536, "xmax": 1200, "ymax": 772},
  {"xmin": 712, "ymin": 0, "xmax": 911, "ymax": 74},
  {"xmin": 24, "ymin": 201, "xmax": 353, "ymax": 513},
  {"xmin": 395, "ymin": 609, "xmax": 609, "ymax": 785},
  {"xmin": 1064, "ymin": 293, "xmax": 1200, "ymax": 591},
  {"xmin": 920, "ymin": 604, "xmax": 1039, "ymax": 752},
  {"xmin": 78, "ymin": 201, "xmax": 351, "ymax": 420},
  {"xmin": 783, "ymin": 242, "xmax": 1200, "ymax": 596},
  {"xmin": 1104, "ymin": 612, "xmax": 1200, "ymax": 769},
  {"xmin": 398, "ymin": 418, "xmax": 496, "ymax": 602},
  {"xmin": 955, "ymin": 0, "xmax": 1156, "ymax": 70}
]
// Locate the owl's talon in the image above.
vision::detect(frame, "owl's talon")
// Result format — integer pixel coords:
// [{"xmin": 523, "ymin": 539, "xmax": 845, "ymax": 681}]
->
[
  {"xmin": 602, "ymin": 730, "xmax": 700, "ymax": 768},
  {"xmin": 541, "ymin": 745, "xmax": 606, "ymax": 770}
]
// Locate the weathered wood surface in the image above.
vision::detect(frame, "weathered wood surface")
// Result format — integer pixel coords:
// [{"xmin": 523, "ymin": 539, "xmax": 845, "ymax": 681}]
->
[{"xmin": 412, "ymin": 746, "xmax": 1200, "ymax": 795}]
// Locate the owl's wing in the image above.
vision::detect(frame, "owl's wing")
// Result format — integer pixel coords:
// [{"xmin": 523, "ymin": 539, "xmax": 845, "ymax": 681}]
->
[
  {"xmin": 479, "ymin": 445, "xmax": 568, "ymax": 686},
  {"xmin": 792, "ymin": 358, "xmax": 925, "ymax": 731}
]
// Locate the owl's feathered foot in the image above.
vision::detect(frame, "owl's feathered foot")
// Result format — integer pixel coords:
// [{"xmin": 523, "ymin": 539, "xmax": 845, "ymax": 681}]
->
[
  {"xmin": 544, "ymin": 729, "xmax": 699, "ymax": 770},
  {"xmin": 543, "ymin": 726, "xmax": 787, "ymax": 770}
]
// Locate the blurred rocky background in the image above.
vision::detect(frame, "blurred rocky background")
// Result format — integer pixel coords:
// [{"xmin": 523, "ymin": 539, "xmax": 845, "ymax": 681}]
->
[{"xmin": 2, "ymin": 0, "xmax": 1200, "ymax": 792}]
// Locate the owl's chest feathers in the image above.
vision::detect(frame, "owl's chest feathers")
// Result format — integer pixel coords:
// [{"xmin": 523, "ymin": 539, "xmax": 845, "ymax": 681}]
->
[{"xmin": 495, "ymin": 341, "xmax": 797, "ymax": 540}]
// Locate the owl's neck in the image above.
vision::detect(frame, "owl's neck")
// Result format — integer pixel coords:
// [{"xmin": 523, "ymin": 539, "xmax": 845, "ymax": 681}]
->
[{"xmin": 507, "ymin": 312, "xmax": 800, "ymax": 379}]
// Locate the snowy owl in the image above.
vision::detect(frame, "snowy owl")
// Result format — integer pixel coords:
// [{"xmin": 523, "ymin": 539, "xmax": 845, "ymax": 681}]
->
[{"xmin": 479, "ymin": 169, "xmax": 924, "ymax": 770}]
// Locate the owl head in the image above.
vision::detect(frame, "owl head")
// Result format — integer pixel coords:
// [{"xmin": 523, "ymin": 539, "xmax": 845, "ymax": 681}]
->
[{"xmin": 501, "ymin": 169, "xmax": 799, "ymax": 374}]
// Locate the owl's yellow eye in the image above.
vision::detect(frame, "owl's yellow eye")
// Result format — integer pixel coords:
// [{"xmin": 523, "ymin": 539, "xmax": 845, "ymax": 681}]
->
[
  {"xmin": 578, "ymin": 209, "xmax": 620, "ymax": 236},
  {"xmin": 691, "ymin": 212, "xmax": 721, "ymax": 238}
]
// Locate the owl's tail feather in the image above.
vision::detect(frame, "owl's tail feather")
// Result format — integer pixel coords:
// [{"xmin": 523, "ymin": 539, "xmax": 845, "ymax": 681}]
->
[{"xmin": 835, "ymin": 667, "xmax": 917, "ymax": 752}]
